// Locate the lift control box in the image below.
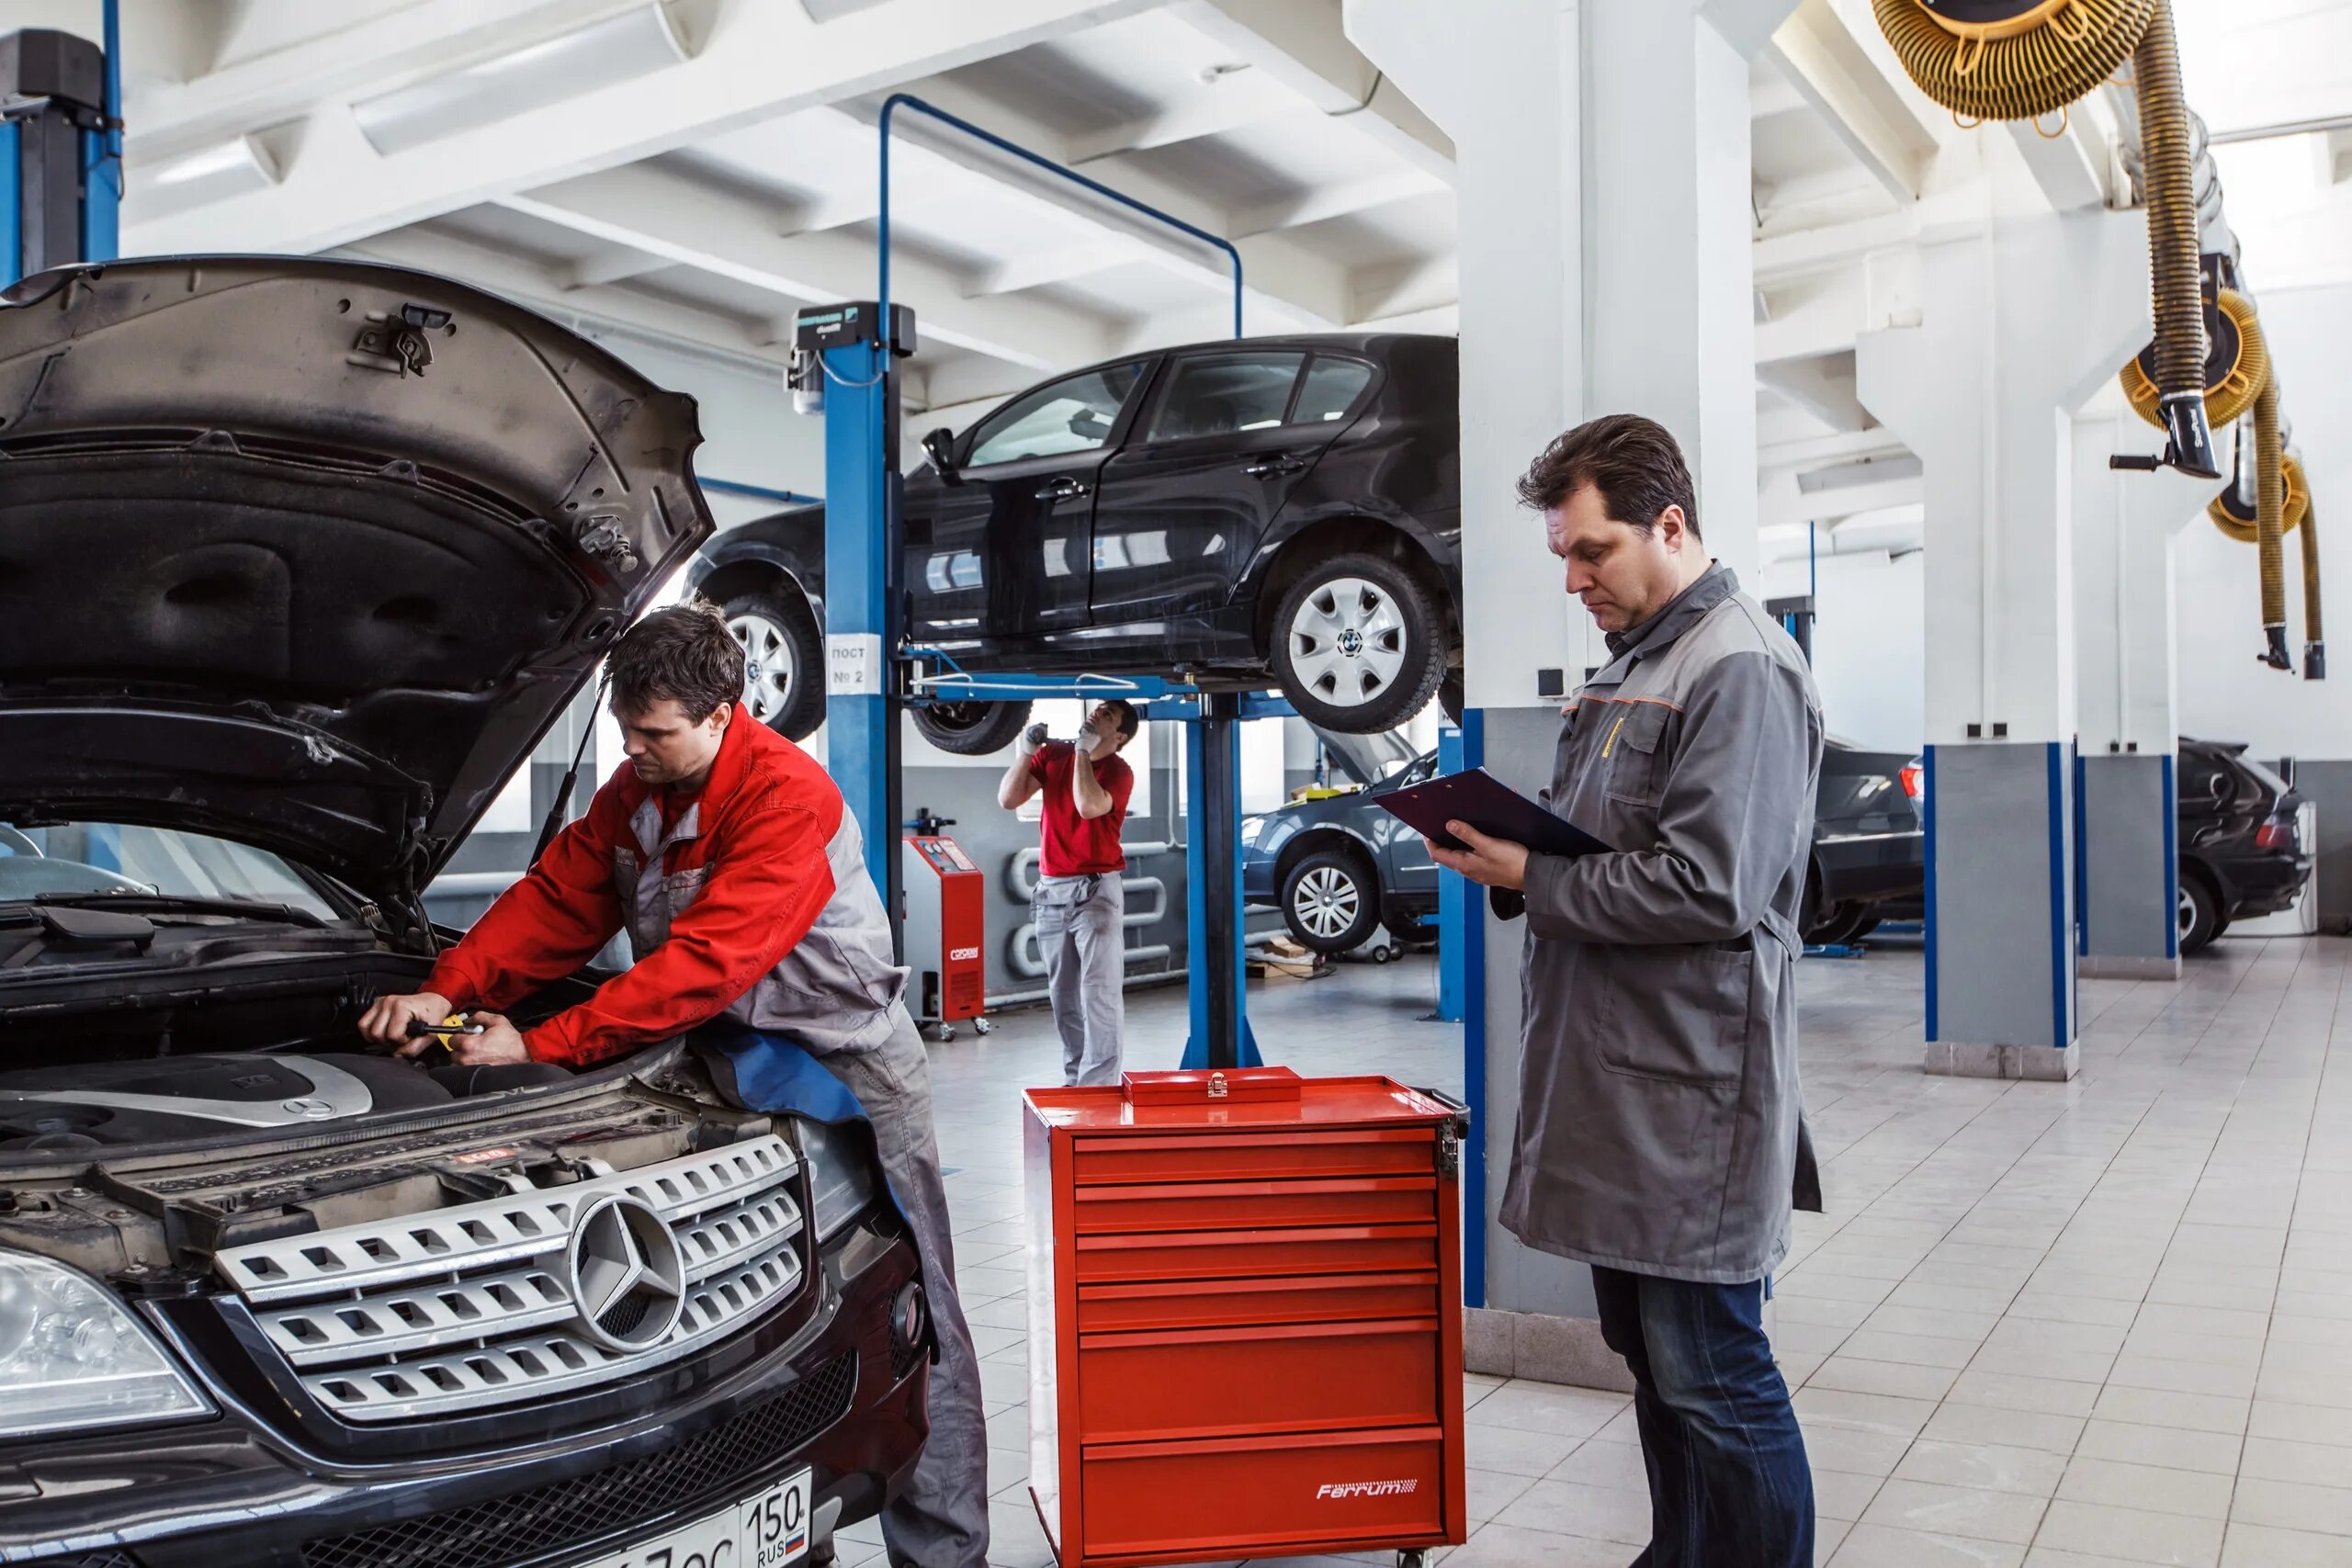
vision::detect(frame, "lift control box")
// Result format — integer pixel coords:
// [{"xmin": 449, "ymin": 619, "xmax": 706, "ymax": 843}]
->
[
  {"xmin": 1023, "ymin": 1067, "xmax": 1469, "ymax": 1568},
  {"xmin": 902, "ymin": 829, "xmax": 986, "ymax": 1037}
]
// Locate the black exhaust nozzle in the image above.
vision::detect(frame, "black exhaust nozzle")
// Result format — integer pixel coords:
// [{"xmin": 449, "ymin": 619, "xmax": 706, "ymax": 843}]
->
[
  {"xmin": 2261, "ymin": 626, "xmax": 2293, "ymax": 671},
  {"xmin": 2306, "ymin": 642, "xmax": 2327, "ymax": 681},
  {"xmin": 2160, "ymin": 395, "xmax": 2222, "ymax": 480}
]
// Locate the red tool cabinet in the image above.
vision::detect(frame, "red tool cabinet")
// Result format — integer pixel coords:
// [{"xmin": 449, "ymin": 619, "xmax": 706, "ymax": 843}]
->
[{"xmin": 1023, "ymin": 1067, "xmax": 1469, "ymax": 1568}]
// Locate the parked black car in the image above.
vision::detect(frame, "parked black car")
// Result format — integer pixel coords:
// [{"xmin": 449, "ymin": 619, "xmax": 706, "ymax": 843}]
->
[
  {"xmin": 2177, "ymin": 737, "xmax": 2312, "ymax": 953},
  {"xmin": 1804, "ymin": 739, "xmax": 1927, "ymax": 946},
  {"xmin": 1243, "ymin": 735, "xmax": 1927, "ymax": 955},
  {"xmin": 0, "ymin": 260, "xmax": 926, "ymax": 1568},
  {"xmin": 691, "ymin": 333, "xmax": 1463, "ymax": 750}
]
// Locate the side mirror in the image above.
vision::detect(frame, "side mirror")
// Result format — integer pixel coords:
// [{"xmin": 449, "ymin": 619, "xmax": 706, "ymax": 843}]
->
[{"xmin": 922, "ymin": 427, "xmax": 961, "ymax": 484}]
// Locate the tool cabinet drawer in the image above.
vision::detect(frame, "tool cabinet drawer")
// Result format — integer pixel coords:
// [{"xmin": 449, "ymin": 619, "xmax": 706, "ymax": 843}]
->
[
  {"xmin": 1072, "ymin": 1127, "xmax": 1435, "ymax": 1185},
  {"xmin": 1076, "ymin": 1318, "xmax": 1441, "ymax": 1441},
  {"xmin": 1072, "ymin": 1175, "xmax": 1436, "ymax": 1235},
  {"xmin": 1076, "ymin": 1270, "xmax": 1440, "ymax": 1333},
  {"xmin": 1079, "ymin": 1427, "xmax": 1446, "ymax": 1562},
  {"xmin": 1074, "ymin": 1223, "xmax": 1440, "ymax": 1283}
]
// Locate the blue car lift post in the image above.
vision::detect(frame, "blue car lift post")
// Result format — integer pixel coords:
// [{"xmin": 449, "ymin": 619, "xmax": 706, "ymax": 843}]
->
[
  {"xmin": 809, "ymin": 93, "xmax": 1260, "ymax": 1067},
  {"xmin": 3, "ymin": 7, "xmax": 120, "ymax": 871}
]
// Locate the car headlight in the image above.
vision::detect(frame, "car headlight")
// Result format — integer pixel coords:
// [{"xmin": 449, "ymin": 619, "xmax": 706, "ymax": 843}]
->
[
  {"xmin": 795, "ymin": 1119, "xmax": 881, "ymax": 1242},
  {"xmin": 0, "ymin": 1252, "xmax": 211, "ymax": 1438},
  {"xmin": 1240, "ymin": 816, "xmax": 1266, "ymax": 843}
]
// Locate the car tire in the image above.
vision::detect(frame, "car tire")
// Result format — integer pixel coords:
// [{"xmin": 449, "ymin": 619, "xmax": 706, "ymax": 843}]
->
[
  {"xmin": 1281, "ymin": 849, "xmax": 1381, "ymax": 954},
  {"xmin": 2178, "ymin": 871, "xmax": 2223, "ymax": 955},
  {"xmin": 1272, "ymin": 553, "xmax": 1445, "ymax": 734},
  {"xmin": 911, "ymin": 698, "xmax": 1035, "ymax": 756},
  {"xmin": 1802, "ymin": 895, "xmax": 1860, "ymax": 946},
  {"xmin": 720, "ymin": 590, "xmax": 826, "ymax": 742}
]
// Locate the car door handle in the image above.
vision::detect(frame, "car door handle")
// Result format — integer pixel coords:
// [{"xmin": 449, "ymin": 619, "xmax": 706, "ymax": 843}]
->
[
  {"xmin": 1242, "ymin": 454, "xmax": 1308, "ymax": 479},
  {"xmin": 1034, "ymin": 477, "xmax": 1091, "ymax": 501}
]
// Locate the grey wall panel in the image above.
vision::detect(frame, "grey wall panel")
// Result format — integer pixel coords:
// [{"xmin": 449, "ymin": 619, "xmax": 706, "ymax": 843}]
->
[
  {"xmin": 2292, "ymin": 759, "xmax": 2352, "ymax": 929},
  {"xmin": 1933, "ymin": 742, "xmax": 2072, "ymax": 1048},
  {"xmin": 2080, "ymin": 754, "xmax": 2172, "ymax": 961}
]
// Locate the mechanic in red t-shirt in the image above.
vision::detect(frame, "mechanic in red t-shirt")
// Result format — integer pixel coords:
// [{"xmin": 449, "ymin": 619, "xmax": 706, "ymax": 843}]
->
[{"xmin": 997, "ymin": 699, "xmax": 1139, "ymax": 1086}]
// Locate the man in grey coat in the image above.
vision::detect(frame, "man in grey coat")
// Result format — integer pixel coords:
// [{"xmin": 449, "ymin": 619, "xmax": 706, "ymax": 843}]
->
[{"xmin": 1433, "ymin": 414, "xmax": 1824, "ymax": 1568}]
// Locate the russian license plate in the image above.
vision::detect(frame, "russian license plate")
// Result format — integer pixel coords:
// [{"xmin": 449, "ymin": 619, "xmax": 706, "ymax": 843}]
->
[{"xmin": 584, "ymin": 1469, "xmax": 814, "ymax": 1568}]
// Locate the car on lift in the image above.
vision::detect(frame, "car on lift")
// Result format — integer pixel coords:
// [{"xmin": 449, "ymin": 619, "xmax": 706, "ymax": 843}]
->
[
  {"xmin": 0, "ymin": 259, "xmax": 928, "ymax": 1568},
  {"xmin": 2177, "ymin": 737, "xmax": 2312, "ymax": 953},
  {"xmin": 690, "ymin": 333, "xmax": 1462, "ymax": 750},
  {"xmin": 1244, "ymin": 735, "xmax": 1927, "ymax": 955}
]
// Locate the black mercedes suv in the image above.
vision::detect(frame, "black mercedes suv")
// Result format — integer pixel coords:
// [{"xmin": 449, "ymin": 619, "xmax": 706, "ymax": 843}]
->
[
  {"xmin": 0, "ymin": 259, "xmax": 926, "ymax": 1568},
  {"xmin": 691, "ymin": 333, "xmax": 1463, "ymax": 750}
]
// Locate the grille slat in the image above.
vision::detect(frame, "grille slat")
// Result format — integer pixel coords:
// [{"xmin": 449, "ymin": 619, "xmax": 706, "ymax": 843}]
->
[
  {"xmin": 299, "ymin": 1353, "xmax": 858, "ymax": 1568},
  {"xmin": 218, "ymin": 1137, "xmax": 806, "ymax": 1423}
]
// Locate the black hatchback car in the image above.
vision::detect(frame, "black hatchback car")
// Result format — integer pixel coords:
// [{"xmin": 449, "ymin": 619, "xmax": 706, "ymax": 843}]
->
[
  {"xmin": 691, "ymin": 333, "xmax": 1462, "ymax": 750},
  {"xmin": 2177, "ymin": 737, "xmax": 2312, "ymax": 952},
  {"xmin": 0, "ymin": 260, "xmax": 926, "ymax": 1568}
]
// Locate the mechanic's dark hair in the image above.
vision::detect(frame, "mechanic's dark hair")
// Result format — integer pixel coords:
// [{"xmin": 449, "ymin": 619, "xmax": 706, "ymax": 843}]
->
[
  {"xmin": 1102, "ymin": 699, "xmax": 1140, "ymax": 740},
  {"xmin": 610, "ymin": 602, "xmax": 744, "ymax": 724},
  {"xmin": 1517, "ymin": 413, "xmax": 1702, "ymax": 541}
]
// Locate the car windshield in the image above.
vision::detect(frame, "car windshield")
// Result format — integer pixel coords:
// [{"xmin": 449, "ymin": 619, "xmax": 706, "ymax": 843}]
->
[{"xmin": 0, "ymin": 821, "xmax": 335, "ymax": 917}]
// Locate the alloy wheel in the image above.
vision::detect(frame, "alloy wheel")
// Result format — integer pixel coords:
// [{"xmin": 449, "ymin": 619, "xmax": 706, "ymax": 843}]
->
[
  {"xmin": 1294, "ymin": 863, "xmax": 1363, "ymax": 941},
  {"xmin": 1288, "ymin": 577, "xmax": 1408, "ymax": 710},
  {"xmin": 726, "ymin": 612, "xmax": 794, "ymax": 724}
]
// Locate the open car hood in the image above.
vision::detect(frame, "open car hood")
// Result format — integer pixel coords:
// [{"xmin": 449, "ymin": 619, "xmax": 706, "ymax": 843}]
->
[{"xmin": 0, "ymin": 256, "xmax": 714, "ymax": 905}]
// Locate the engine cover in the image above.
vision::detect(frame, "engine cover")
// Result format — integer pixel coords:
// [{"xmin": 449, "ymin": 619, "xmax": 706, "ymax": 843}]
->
[{"xmin": 0, "ymin": 1054, "xmax": 449, "ymax": 1150}]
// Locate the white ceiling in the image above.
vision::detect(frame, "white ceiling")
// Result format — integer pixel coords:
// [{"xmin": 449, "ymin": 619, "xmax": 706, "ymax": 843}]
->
[{"xmin": 17, "ymin": 0, "xmax": 2352, "ymax": 561}]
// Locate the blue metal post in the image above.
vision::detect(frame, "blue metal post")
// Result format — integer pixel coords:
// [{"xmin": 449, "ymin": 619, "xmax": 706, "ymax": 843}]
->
[
  {"xmin": 1179, "ymin": 694, "xmax": 1262, "ymax": 1070},
  {"xmin": 1434, "ymin": 722, "xmax": 1466, "ymax": 1023},
  {"xmin": 820, "ymin": 330, "xmax": 900, "ymax": 937},
  {"xmin": 79, "ymin": 0, "xmax": 120, "ymax": 264},
  {"xmin": 1445, "ymin": 709, "xmax": 1489, "ymax": 1307},
  {"xmin": 0, "ymin": 119, "xmax": 17, "ymax": 288}
]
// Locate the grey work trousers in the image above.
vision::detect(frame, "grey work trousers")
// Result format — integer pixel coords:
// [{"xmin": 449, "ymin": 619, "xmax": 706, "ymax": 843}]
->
[
  {"xmin": 1034, "ymin": 872, "xmax": 1125, "ymax": 1087},
  {"xmin": 817, "ymin": 1011, "xmax": 989, "ymax": 1568}
]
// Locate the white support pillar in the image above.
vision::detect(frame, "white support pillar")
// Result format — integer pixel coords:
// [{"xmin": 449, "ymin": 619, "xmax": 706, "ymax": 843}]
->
[
  {"xmin": 1349, "ymin": 0, "xmax": 1795, "ymax": 1386},
  {"xmin": 2072, "ymin": 414, "xmax": 2222, "ymax": 978},
  {"xmin": 1857, "ymin": 210, "xmax": 2151, "ymax": 1079}
]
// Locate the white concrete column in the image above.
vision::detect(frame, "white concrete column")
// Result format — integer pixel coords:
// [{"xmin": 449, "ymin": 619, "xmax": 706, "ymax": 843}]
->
[
  {"xmin": 1858, "ymin": 210, "xmax": 2151, "ymax": 1077},
  {"xmin": 1349, "ymin": 0, "xmax": 1796, "ymax": 1386},
  {"xmin": 2072, "ymin": 414, "xmax": 2222, "ymax": 977}
]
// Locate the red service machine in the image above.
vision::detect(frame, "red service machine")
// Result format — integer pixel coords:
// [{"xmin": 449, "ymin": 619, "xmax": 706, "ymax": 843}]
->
[
  {"xmin": 1023, "ymin": 1066, "xmax": 1469, "ymax": 1568},
  {"xmin": 901, "ymin": 817, "xmax": 988, "ymax": 1042}
]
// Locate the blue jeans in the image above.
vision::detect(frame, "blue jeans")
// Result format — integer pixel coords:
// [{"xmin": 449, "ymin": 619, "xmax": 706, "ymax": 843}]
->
[{"xmin": 1591, "ymin": 1267, "xmax": 1814, "ymax": 1568}]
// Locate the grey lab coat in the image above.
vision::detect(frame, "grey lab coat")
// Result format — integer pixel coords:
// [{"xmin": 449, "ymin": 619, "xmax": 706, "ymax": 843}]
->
[{"xmin": 1499, "ymin": 566, "xmax": 1825, "ymax": 1284}]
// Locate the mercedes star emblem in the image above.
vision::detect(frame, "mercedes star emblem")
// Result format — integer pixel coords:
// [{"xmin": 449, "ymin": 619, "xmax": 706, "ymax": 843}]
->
[{"xmin": 563, "ymin": 1194, "xmax": 687, "ymax": 1352}]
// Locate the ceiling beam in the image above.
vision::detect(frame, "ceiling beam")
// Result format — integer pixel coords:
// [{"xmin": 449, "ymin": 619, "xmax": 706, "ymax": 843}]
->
[
  {"xmin": 2006, "ymin": 92, "xmax": 2123, "ymax": 213},
  {"xmin": 566, "ymin": 246, "xmax": 669, "ymax": 289},
  {"xmin": 1757, "ymin": 352, "xmax": 1872, "ymax": 433},
  {"xmin": 1233, "ymin": 168, "xmax": 1443, "ymax": 235},
  {"xmin": 495, "ymin": 162, "xmax": 1114, "ymax": 370},
  {"xmin": 1166, "ymin": 0, "xmax": 1454, "ymax": 180},
  {"xmin": 1064, "ymin": 88, "xmax": 1291, "ymax": 164},
  {"xmin": 965, "ymin": 243, "xmax": 1136, "ymax": 298},
  {"xmin": 1762, "ymin": 0, "xmax": 1943, "ymax": 204},
  {"xmin": 122, "ymin": 0, "xmax": 1162, "ymax": 258}
]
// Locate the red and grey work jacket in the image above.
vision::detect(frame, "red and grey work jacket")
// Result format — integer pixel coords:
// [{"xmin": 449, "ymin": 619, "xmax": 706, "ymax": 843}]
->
[{"xmin": 426, "ymin": 704, "xmax": 907, "ymax": 1066}]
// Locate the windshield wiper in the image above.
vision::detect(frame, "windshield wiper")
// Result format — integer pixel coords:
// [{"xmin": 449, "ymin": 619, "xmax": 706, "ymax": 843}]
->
[{"xmin": 27, "ymin": 891, "xmax": 329, "ymax": 929}]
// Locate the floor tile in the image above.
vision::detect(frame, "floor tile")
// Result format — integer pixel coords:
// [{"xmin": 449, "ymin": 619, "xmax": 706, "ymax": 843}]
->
[
  {"xmin": 2091, "ymin": 1384, "xmax": 2250, "ymax": 1436},
  {"xmin": 2032, "ymin": 1500, "xmax": 2225, "ymax": 1568},
  {"xmin": 1860, "ymin": 1479, "xmax": 2049, "ymax": 1543},
  {"xmin": 1920, "ymin": 1403, "xmax": 2087, "ymax": 1456},
  {"xmin": 2071, "ymin": 1419, "xmax": 2243, "ymax": 1475},
  {"xmin": 1826, "ymin": 1522, "xmax": 2027, "ymax": 1567},
  {"xmin": 1490, "ymin": 1478, "xmax": 1652, "ymax": 1545},
  {"xmin": 2056, "ymin": 1456, "xmax": 2235, "ymax": 1519},
  {"xmin": 1444, "ymin": 1523, "xmax": 1627, "ymax": 1568},
  {"xmin": 1466, "ymin": 1384, "xmax": 1626, "ymax": 1439},
  {"xmin": 1808, "ymin": 1355, "xmax": 1962, "ymax": 1402},
  {"xmin": 1464, "ymin": 1422, "xmax": 1580, "ymax": 1478},
  {"xmin": 1893, "ymin": 1439, "xmax": 2070, "ymax": 1497},
  {"xmin": 2241, "ymin": 1436, "xmax": 2352, "ymax": 1490},
  {"xmin": 1945, "ymin": 1371, "xmax": 2103, "ymax": 1418},
  {"xmin": 2229, "ymin": 1477, "xmax": 2352, "ymax": 1536},
  {"xmin": 2217, "ymin": 1521, "xmax": 2352, "ymax": 1568},
  {"xmin": 1793, "ymin": 1387, "xmax": 1940, "ymax": 1438}
]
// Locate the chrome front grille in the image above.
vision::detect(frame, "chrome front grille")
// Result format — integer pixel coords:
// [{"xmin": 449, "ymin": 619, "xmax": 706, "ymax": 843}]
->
[{"xmin": 214, "ymin": 1136, "xmax": 805, "ymax": 1422}]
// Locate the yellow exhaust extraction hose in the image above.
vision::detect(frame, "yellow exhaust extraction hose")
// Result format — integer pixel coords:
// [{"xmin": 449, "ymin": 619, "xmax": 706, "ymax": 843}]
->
[
  {"xmin": 2122, "ymin": 288, "xmax": 2267, "ymax": 433},
  {"xmin": 2209, "ymin": 446, "xmax": 2304, "ymax": 544},
  {"xmin": 1875, "ymin": 0, "xmax": 2220, "ymax": 477},
  {"xmin": 2255, "ymin": 380, "xmax": 2291, "ymax": 669},
  {"xmin": 2298, "ymin": 474, "xmax": 2324, "ymax": 680}
]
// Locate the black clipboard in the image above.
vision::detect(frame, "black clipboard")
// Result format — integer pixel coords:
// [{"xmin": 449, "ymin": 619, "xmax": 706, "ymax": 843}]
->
[{"xmin": 1377, "ymin": 768, "xmax": 1614, "ymax": 858}]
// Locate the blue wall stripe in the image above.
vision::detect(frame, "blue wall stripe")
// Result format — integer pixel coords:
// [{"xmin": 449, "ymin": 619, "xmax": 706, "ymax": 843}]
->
[
  {"xmin": 2162, "ymin": 753, "xmax": 2179, "ymax": 961},
  {"xmin": 1922, "ymin": 744, "xmax": 1939, "ymax": 1043},
  {"xmin": 2046, "ymin": 742, "xmax": 2069, "ymax": 1049},
  {"xmin": 2074, "ymin": 752, "xmax": 2089, "ymax": 957},
  {"xmin": 1459, "ymin": 707, "xmax": 1488, "ymax": 1311}
]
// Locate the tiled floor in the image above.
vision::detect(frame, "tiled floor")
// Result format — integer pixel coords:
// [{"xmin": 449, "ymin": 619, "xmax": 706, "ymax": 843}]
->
[{"xmin": 836, "ymin": 932, "xmax": 2352, "ymax": 1568}]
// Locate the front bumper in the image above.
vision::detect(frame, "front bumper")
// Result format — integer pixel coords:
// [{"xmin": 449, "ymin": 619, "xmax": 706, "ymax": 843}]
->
[{"xmin": 5, "ymin": 1222, "xmax": 926, "ymax": 1568}]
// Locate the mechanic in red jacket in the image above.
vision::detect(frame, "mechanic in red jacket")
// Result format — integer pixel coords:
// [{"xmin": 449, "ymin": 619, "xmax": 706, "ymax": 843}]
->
[{"xmin": 357, "ymin": 603, "xmax": 988, "ymax": 1568}]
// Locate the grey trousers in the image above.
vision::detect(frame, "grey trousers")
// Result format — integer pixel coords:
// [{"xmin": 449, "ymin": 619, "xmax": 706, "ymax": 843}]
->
[
  {"xmin": 1035, "ymin": 872, "xmax": 1125, "ymax": 1087},
  {"xmin": 818, "ymin": 1012, "xmax": 989, "ymax": 1568}
]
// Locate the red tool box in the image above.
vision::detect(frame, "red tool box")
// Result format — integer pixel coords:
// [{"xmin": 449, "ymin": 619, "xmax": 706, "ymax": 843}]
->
[{"xmin": 1022, "ymin": 1066, "xmax": 1470, "ymax": 1568}]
